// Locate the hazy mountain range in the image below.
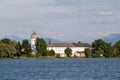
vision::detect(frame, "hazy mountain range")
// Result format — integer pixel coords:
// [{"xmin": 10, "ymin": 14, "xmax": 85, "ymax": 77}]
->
[
  {"xmin": 0, "ymin": 33, "xmax": 120, "ymax": 44},
  {"xmin": 0, "ymin": 35, "xmax": 66, "ymax": 43},
  {"xmin": 103, "ymin": 33, "xmax": 120, "ymax": 44}
]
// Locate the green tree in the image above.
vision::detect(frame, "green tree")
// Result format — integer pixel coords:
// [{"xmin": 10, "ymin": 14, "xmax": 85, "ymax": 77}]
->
[
  {"xmin": 84, "ymin": 48, "xmax": 91, "ymax": 58},
  {"xmin": 1, "ymin": 38, "xmax": 11, "ymax": 44},
  {"xmin": 103, "ymin": 43, "xmax": 112, "ymax": 57},
  {"xmin": 111, "ymin": 47, "xmax": 118, "ymax": 57},
  {"xmin": 0, "ymin": 43, "xmax": 8, "ymax": 58},
  {"xmin": 95, "ymin": 48, "xmax": 104, "ymax": 57},
  {"xmin": 92, "ymin": 39, "xmax": 113, "ymax": 57},
  {"xmin": 64, "ymin": 47, "xmax": 72, "ymax": 57},
  {"xmin": 56, "ymin": 54, "xmax": 60, "ymax": 58},
  {"xmin": 1, "ymin": 38, "xmax": 17, "ymax": 47},
  {"xmin": 114, "ymin": 40, "xmax": 120, "ymax": 50},
  {"xmin": 114, "ymin": 40, "xmax": 120, "ymax": 57},
  {"xmin": 22, "ymin": 39, "xmax": 31, "ymax": 54},
  {"xmin": 0, "ymin": 38, "xmax": 18, "ymax": 58},
  {"xmin": 92, "ymin": 39, "xmax": 106, "ymax": 51},
  {"xmin": 0, "ymin": 43, "xmax": 17, "ymax": 58},
  {"xmin": 48, "ymin": 49, "xmax": 55, "ymax": 56},
  {"xmin": 36, "ymin": 38, "xmax": 47, "ymax": 56},
  {"xmin": 15, "ymin": 42, "xmax": 22, "ymax": 56}
]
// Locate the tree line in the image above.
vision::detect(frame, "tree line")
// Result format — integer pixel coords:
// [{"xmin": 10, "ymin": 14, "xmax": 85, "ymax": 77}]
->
[
  {"xmin": 0, "ymin": 38, "xmax": 120, "ymax": 58},
  {"xmin": 85, "ymin": 39, "xmax": 120, "ymax": 58},
  {"xmin": 0, "ymin": 38, "xmax": 21, "ymax": 58},
  {"xmin": 0, "ymin": 37, "xmax": 56, "ymax": 58}
]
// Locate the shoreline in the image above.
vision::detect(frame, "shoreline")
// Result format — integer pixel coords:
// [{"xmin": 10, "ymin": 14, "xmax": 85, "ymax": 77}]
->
[{"xmin": 0, "ymin": 57, "xmax": 120, "ymax": 60}]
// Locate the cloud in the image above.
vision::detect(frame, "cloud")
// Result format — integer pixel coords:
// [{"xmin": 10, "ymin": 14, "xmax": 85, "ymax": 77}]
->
[
  {"xmin": 98, "ymin": 11, "xmax": 113, "ymax": 16},
  {"xmin": 0, "ymin": 0, "xmax": 120, "ymax": 42},
  {"xmin": 42, "ymin": 30, "xmax": 51, "ymax": 34},
  {"xmin": 16, "ymin": 27, "xmax": 33, "ymax": 32}
]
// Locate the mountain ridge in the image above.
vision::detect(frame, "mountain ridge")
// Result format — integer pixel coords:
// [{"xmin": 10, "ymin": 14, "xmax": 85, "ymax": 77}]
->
[
  {"xmin": 103, "ymin": 33, "xmax": 120, "ymax": 44},
  {"xmin": 1, "ymin": 33, "xmax": 120, "ymax": 44}
]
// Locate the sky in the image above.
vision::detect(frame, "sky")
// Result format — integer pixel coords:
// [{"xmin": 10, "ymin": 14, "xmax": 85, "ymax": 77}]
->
[{"xmin": 0, "ymin": 0, "xmax": 120, "ymax": 42}]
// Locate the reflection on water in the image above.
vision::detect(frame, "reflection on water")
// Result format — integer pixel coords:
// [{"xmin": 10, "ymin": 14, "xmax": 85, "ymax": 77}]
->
[{"xmin": 0, "ymin": 58, "xmax": 120, "ymax": 80}]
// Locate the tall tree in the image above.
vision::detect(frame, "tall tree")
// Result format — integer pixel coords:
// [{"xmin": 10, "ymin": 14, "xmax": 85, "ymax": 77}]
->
[
  {"xmin": 36, "ymin": 38, "xmax": 47, "ymax": 56},
  {"xmin": 64, "ymin": 47, "xmax": 72, "ymax": 57},
  {"xmin": 0, "ymin": 38, "xmax": 17, "ymax": 58},
  {"xmin": 92, "ymin": 39, "xmax": 113, "ymax": 57},
  {"xmin": 92, "ymin": 39, "xmax": 106, "ymax": 51},
  {"xmin": 84, "ymin": 48, "xmax": 91, "ymax": 58},
  {"xmin": 15, "ymin": 42, "xmax": 22, "ymax": 56},
  {"xmin": 103, "ymin": 43, "xmax": 112, "ymax": 57},
  {"xmin": 94, "ymin": 48, "xmax": 104, "ymax": 57},
  {"xmin": 111, "ymin": 47, "xmax": 118, "ymax": 57},
  {"xmin": 22, "ymin": 39, "xmax": 31, "ymax": 54},
  {"xmin": 114, "ymin": 40, "xmax": 120, "ymax": 56}
]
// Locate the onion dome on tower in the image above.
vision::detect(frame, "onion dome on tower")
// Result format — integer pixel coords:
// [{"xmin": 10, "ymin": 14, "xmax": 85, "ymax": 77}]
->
[{"xmin": 31, "ymin": 32, "xmax": 37, "ymax": 39}]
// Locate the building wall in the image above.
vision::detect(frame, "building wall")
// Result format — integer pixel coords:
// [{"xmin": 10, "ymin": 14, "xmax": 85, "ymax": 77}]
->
[
  {"xmin": 31, "ymin": 38, "xmax": 36, "ymax": 51},
  {"xmin": 47, "ymin": 47, "xmax": 89, "ymax": 57},
  {"xmin": 31, "ymin": 32, "xmax": 37, "ymax": 53}
]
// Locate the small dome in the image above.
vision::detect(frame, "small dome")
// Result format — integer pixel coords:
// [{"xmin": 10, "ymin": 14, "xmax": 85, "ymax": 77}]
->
[
  {"xmin": 32, "ymin": 32, "xmax": 36, "ymax": 35},
  {"xmin": 31, "ymin": 32, "xmax": 37, "ymax": 39}
]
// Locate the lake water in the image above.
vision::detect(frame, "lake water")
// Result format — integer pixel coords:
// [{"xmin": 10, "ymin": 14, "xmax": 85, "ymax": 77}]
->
[{"xmin": 0, "ymin": 58, "xmax": 120, "ymax": 80}]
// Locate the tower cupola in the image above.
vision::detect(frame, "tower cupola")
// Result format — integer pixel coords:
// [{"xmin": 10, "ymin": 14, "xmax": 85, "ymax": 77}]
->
[{"xmin": 31, "ymin": 32, "xmax": 37, "ymax": 39}]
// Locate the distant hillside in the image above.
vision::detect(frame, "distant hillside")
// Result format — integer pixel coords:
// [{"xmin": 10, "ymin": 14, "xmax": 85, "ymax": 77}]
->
[
  {"xmin": 7, "ymin": 35, "xmax": 23, "ymax": 41},
  {"xmin": 103, "ymin": 33, "xmax": 120, "ymax": 44},
  {"xmin": 0, "ymin": 35, "xmax": 23, "ymax": 42},
  {"xmin": 0, "ymin": 35, "xmax": 84, "ymax": 44},
  {"xmin": 44, "ymin": 38, "xmax": 66, "ymax": 43},
  {"xmin": 0, "ymin": 35, "xmax": 67, "ymax": 43}
]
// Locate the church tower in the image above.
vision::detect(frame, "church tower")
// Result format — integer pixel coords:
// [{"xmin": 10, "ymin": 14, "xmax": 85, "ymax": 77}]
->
[{"xmin": 31, "ymin": 32, "xmax": 37, "ymax": 55}]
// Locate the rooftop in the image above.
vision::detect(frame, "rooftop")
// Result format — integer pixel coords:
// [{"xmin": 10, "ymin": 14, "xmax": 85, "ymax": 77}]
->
[{"xmin": 47, "ymin": 43, "xmax": 90, "ymax": 47}]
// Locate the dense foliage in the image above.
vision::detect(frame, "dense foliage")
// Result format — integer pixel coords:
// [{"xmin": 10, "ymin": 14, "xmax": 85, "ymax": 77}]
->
[
  {"xmin": 0, "ymin": 38, "xmax": 18, "ymax": 58},
  {"xmin": 22, "ymin": 39, "xmax": 31, "ymax": 54},
  {"xmin": 89, "ymin": 39, "xmax": 120, "ymax": 58},
  {"xmin": 48, "ymin": 50, "xmax": 55, "ymax": 56},
  {"xmin": 84, "ymin": 48, "xmax": 91, "ymax": 58},
  {"xmin": 36, "ymin": 37, "xmax": 47, "ymax": 56},
  {"xmin": 0, "ymin": 37, "xmax": 120, "ymax": 58}
]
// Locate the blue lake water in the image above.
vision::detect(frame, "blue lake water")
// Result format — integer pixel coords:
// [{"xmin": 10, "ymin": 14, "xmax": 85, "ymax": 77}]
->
[{"xmin": 0, "ymin": 58, "xmax": 120, "ymax": 80}]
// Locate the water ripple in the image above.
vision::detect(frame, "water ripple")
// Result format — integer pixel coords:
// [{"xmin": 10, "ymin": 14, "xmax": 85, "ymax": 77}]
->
[{"xmin": 0, "ymin": 58, "xmax": 120, "ymax": 80}]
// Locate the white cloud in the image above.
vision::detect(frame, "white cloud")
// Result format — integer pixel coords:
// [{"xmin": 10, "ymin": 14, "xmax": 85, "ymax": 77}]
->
[
  {"xmin": 98, "ymin": 11, "xmax": 113, "ymax": 16},
  {"xmin": 42, "ymin": 30, "xmax": 51, "ymax": 34},
  {"xmin": 0, "ymin": 0, "xmax": 120, "ymax": 42}
]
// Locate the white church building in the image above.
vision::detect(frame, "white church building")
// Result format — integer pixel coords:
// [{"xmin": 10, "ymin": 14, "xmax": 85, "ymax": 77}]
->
[{"xmin": 47, "ymin": 43, "xmax": 90, "ymax": 57}]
